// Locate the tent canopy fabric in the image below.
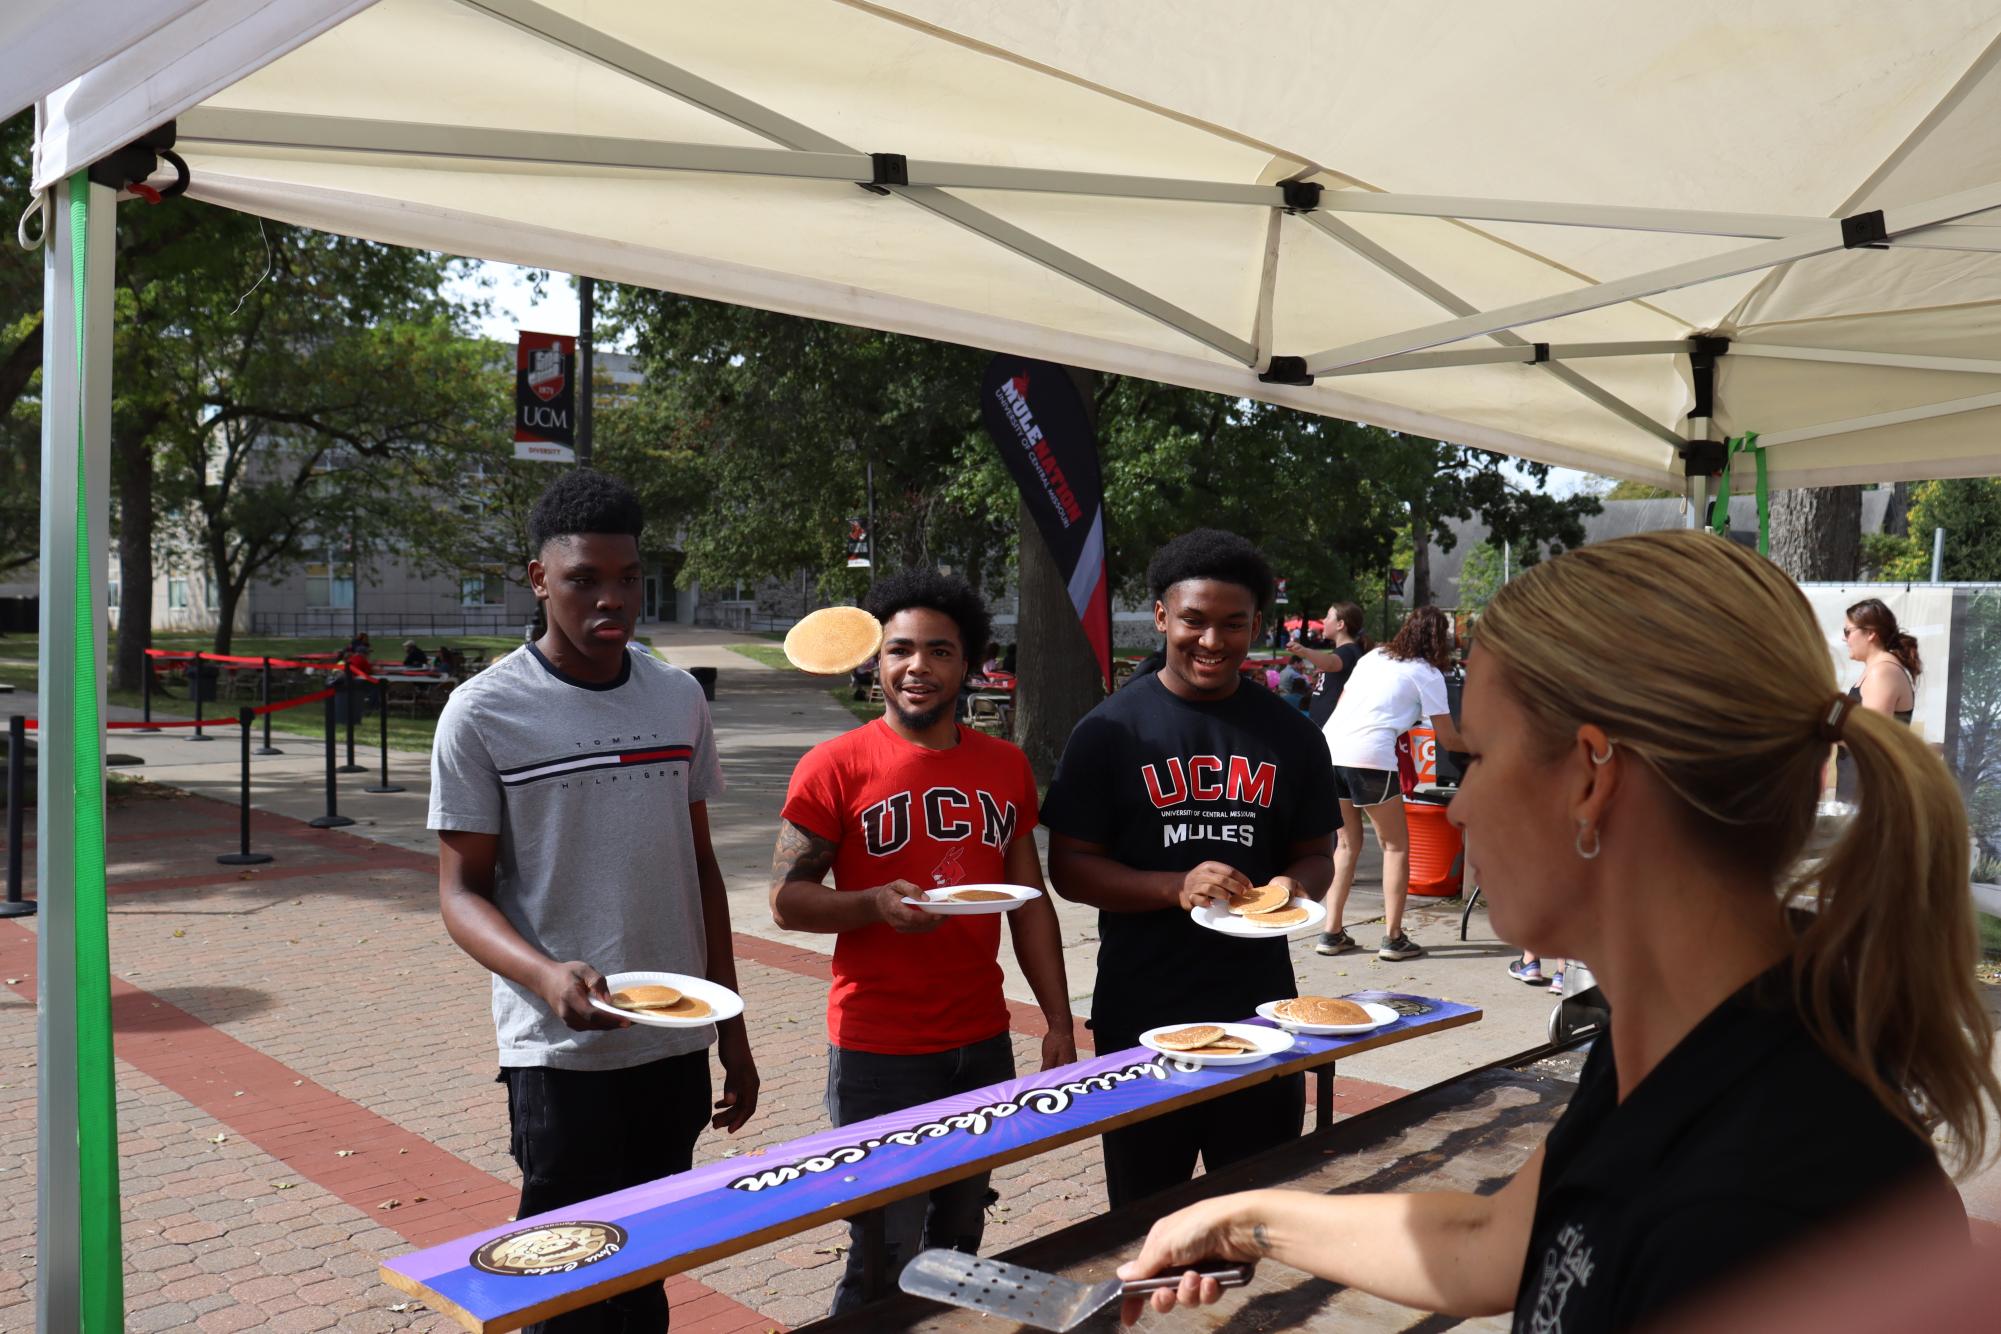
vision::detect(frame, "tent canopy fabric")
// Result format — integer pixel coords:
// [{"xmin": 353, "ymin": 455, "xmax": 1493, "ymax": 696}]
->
[{"xmin": 26, "ymin": 0, "xmax": 2001, "ymax": 490}]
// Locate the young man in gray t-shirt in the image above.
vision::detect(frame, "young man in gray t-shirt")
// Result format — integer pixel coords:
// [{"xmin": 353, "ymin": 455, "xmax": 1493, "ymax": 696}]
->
[{"xmin": 430, "ymin": 470, "xmax": 758, "ymax": 1334}]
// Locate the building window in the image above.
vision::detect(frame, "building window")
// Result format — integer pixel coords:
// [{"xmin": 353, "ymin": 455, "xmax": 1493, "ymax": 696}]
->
[
  {"xmin": 166, "ymin": 577, "xmax": 189, "ymax": 610},
  {"xmin": 461, "ymin": 572, "xmax": 505, "ymax": 607},
  {"xmin": 304, "ymin": 562, "xmax": 354, "ymax": 609},
  {"xmin": 107, "ymin": 579, "xmax": 120, "ymax": 609},
  {"xmin": 206, "ymin": 576, "xmax": 219, "ymax": 606}
]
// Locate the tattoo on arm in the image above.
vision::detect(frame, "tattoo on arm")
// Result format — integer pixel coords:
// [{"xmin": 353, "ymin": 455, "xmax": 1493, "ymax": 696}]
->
[
  {"xmin": 1251, "ymin": 1223, "xmax": 1272, "ymax": 1255},
  {"xmin": 770, "ymin": 820, "xmax": 838, "ymax": 890}
]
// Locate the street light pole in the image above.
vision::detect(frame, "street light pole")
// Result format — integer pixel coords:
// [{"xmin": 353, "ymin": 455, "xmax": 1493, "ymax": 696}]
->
[{"xmin": 577, "ymin": 276, "xmax": 595, "ymax": 470}]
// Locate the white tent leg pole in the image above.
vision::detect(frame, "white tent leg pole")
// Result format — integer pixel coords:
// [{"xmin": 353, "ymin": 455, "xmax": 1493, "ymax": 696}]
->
[{"xmin": 35, "ymin": 171, "xmax": 118, "ymax": 1334}]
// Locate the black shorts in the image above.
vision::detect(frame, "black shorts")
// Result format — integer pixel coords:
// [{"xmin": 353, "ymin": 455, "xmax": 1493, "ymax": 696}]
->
[{"xmin": 1334, "ymin": 765, "xmax": 1402, "ymax": 807}]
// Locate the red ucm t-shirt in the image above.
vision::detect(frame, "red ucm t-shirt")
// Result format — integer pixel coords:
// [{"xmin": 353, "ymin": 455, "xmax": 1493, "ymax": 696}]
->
[{"xmin": 781, "ymin": 719, "xmax": 1039, "ymax": 1055}]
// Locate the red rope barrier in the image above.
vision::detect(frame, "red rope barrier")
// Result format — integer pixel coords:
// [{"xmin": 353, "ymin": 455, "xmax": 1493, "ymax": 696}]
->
[{"xmin": 20, "ymin": 685, "xmax": 340, "ymax": 732}]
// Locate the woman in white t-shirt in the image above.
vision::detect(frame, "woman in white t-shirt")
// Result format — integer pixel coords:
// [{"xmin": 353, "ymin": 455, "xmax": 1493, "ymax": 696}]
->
[{"xmin": 1318, "ymin": 605, "xmax": 1465, "ymax": 961}]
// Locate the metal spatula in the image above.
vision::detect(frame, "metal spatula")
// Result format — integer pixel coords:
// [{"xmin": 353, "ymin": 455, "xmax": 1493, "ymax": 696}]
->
[{"xmin": 899, "ymin": 1247, "xmax": 1255, "ymax": 1331}]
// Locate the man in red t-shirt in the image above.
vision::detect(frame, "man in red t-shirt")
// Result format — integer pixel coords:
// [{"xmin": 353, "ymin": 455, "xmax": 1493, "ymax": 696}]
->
[{"xmin": 772, "ymin": 571, "xmax": 1075, "ymax": 1315}]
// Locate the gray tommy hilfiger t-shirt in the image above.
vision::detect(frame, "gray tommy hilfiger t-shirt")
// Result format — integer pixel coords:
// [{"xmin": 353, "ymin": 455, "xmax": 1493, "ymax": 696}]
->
[{"xmin": 429, "ymin": 643, "xmax": 724, "ymax": 1070}]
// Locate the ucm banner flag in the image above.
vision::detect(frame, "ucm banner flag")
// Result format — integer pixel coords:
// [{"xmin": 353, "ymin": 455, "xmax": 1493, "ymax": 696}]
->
[
  {"xmin": 979, "ymin": 355, "xmax": 1112, "ymax": 688},
  {"xmin": 514, "ymin": 330, "xmax": 576, "ymax": 463}
]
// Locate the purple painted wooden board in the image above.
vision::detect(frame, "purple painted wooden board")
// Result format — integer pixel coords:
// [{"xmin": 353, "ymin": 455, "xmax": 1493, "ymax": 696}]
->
[{"xmin": 381, "ymin": 993, "xmax": 1478, "ymax": 1331}]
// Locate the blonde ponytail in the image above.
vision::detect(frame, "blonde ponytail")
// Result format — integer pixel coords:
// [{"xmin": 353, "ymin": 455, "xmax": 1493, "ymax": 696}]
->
[
  {"xmin": 1801, "ymin": 704, "xmax": 1997, "ymax": 1171},
  {"xmin": 1477, "ymin": 530, "xmax": 1998, "ymax": 1175}
]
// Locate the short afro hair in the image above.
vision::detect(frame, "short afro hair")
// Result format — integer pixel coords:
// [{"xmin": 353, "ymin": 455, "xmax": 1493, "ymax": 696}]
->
[
  {"xmin": 528, "ymin": 469, "xmax": 644, "ymax": 553},
  {"xmin": 863, "ymin": 570, "xmax": 991, "ymax": 668},
  {"xmin": 1146, "ymin": 528, "xmax": 1275, "ymax": 611}
]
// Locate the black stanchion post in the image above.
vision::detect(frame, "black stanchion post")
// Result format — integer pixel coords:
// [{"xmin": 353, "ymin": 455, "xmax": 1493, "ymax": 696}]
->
[
  {"xmin": 339, "ymin": 672, "xmax": 365, "ymax": 773},
  {"xmin": 255, "ymin": 656, "xmax": 281, "ymax": 755},
  {"xmin": 365, "ymin": 680, "xmax": 404, "ymax": 794},
  {"xmin": 217, "ymin": 707, "xmax": 273, "ymax": 866},
  {"xmin": 135, "ymin": 653, "xmax": 159, "ymax": 732},
  {"xmin": 309, "ymin": 690, "xmax": 354, "ymax": 829},
  {"xmin": 2, "ymin": 716, "xmax": 34, "ymax": 917},
  {"xmin": 188, "ymin": 651, "xmax": 212, "ymax": 741}
]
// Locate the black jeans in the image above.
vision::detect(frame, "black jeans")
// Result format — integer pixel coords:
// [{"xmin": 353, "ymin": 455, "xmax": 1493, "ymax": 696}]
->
[
  {"xmin": 823, "ymin": 1033, "xmax": 1017, "ymax": 1315},
  {"xmin": 501, "ymin": 1053, "xmax": 713, "ymax": 1334},
  {"xmin": 1100, "ymin": 1070, "xmax": 1306, "ymax": 1209}
]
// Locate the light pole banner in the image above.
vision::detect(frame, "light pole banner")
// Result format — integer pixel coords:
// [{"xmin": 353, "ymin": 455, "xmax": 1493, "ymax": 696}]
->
[
  {"xmin": 979, "ymin": 355, "xmax": 1113, "ymax": 688},
  {"xmin": 514, "ymin": 331, "xmax": 576, "ymax": 463}
]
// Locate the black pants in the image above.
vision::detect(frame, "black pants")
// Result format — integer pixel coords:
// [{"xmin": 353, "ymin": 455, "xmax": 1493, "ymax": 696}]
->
[
  {"xmin": 501, "ymin": 1053, "xmax": 712, "ymax": 1334},
  {"xmin": 823, "ymin": 1033, "xmax": 1017, "ymax": 1315},
  {"xmin": 1100, "ymin": 1071, "xmax": 1306, "ymax": 1209}
]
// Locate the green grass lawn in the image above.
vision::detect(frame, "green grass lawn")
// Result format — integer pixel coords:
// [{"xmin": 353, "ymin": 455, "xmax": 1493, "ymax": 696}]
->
[
  {"xmin": 725, "ymin": 642, "xmax": 795, "ymax": 671},
  {"xmin": 0, "ymin": 632, "xmax": 523, "ymax": 752}
]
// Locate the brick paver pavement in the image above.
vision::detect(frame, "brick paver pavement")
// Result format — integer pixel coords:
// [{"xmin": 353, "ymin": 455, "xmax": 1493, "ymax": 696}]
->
[{"xmin": 2, "ymin": 791, "xmax": 1404, "ymax": 1332}]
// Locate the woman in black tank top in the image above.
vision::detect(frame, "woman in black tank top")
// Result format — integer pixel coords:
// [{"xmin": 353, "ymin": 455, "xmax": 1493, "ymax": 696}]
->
[{"xmin": 1836, "ymin": 597, "xmax": 1919, "ymax": 802}]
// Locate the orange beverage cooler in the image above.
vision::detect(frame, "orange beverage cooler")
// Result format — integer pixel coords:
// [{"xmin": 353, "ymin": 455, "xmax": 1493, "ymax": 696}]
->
[{"xmin": 1405, "ymin": 798, "xmax": 1463, "ymax": 897}]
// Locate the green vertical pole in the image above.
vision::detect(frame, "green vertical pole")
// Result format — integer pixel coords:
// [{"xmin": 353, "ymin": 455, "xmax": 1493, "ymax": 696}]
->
[{"xmin": 37, "ymin": 170, "xmax": 122, "ymax": 1332}]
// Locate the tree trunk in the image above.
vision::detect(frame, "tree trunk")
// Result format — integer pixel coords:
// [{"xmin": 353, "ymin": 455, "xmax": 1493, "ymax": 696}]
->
[
  {"xmin": 1410, "ymin": 491, "xmax": 1433, "ymax": 607},
  {"xmin": 213, "ymin": 577, "xmax": 241, "ymax": 656},
  {"xmin": 1011, "ymin": 365, "xmax": 1105, "ymax": 784},
  {"xmin": 112, "ymin": 429, "xmax": 153, "ymax": 693},
  {"xmin": 1769, "ymin": 486, "xmax": 1863, "ymax": 582},
  {"xmin": 1885, "ymin": 481, "xmax": 1910, "ymax": 538}
]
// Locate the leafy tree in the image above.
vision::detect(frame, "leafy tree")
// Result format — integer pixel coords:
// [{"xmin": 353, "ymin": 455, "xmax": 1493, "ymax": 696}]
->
[
  {"xmin": 1602, "ymin": 479, "xmax": 1677, "ymax": 500},
  {"xmin": 1456, "ymin": 541, "xmax": 1505, "ymax": 611},
  {"xmin": 1863, "ymin": 479, "xmax": 2001, "ymax": 582}
]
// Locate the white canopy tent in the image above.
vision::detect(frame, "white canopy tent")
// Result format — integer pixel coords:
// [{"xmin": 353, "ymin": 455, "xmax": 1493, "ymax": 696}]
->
[{"xmin": 19, "ymin": 4, "xmax": 2001, "ymax": 1328}]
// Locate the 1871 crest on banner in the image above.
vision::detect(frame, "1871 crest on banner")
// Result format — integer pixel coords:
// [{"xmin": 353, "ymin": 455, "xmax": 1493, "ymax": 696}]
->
[{"xmin": 471, "ymin": 1221, "xmax": 627, "ymax": 1277}]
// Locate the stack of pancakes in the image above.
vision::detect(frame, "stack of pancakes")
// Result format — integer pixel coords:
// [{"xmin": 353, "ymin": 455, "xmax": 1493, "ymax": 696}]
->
[
  {"xmin": 608, "ymin": 984, "xmax": 713, "ymax": 1020},
  {"xmin": 1273, "ymin": 995, "xmax": 1371, "ymax": 1027},
  {"xmin": 1224, "ymin": 882, "xmax": 1309, "ymax": 929},
  {"xmin": 1151, "ymin": 1024, "xmax": 1260, "ymax": 1058}
]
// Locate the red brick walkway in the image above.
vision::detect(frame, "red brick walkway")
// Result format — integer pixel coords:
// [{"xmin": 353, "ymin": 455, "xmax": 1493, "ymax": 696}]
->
[{"xmin": 1, "ymin": 791, "xmax": 1406, "ymax": 1331}]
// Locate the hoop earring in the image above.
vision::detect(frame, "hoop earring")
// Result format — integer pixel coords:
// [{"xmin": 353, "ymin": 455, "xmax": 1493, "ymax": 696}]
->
[
  {"xmin": 1575, "ymin": 823, "xmax": 1601, "ymax": 860},
  {"xmin": 1590, "ymin": 740, "xmax": 1616, "ymax": 766}
]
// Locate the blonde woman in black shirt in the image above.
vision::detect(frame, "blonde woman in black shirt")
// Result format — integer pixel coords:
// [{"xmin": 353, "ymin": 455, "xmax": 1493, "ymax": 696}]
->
[{"xmin": 1116, "ymin": 530, "xmax": 1995, "ymax": 1331}]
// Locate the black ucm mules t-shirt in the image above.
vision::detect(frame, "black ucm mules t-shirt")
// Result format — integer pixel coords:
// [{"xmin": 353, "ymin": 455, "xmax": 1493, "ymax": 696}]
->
[{"xmin": 1041, "ymin": 672, "xmax": 1338, "ymax": 1050}]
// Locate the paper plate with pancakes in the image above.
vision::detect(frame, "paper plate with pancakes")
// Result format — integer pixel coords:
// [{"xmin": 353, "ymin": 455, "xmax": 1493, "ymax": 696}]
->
[
  {"xmin": 591, "ymin": 972, "xmax": 744, "ymax": 1028},
  {"xmin": 783, "ymin": 606, "xmax": 884, "ymax": 675},
  {"xmin": 902, "ymin": 884, "xmax": 1043, "ymax": 916},
  {"xmin": 1256, "ymin": 995, "xmax": 1400, "ymax": 1035},
  {"xmin": 1190, "ymin": 887, "xmax": 1327, "ymax": 940},
  {"xmin": 1139, "ymin": 1022, "xmax": 1294, "ymax": 1068}
]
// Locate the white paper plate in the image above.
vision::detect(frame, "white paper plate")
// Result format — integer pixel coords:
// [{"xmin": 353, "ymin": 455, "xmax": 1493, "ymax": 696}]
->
[
  {"xmin": 1189, "ymin": 896, "xmax": 1328, "ymax": 939},
  {"xmin": 1255, "ymin": 999, "xmax": 1400, "ymax": 1035},
  {"xmin": 901, "ymin": 884, "xmax": 1043, "ymax": 915},
  {"xmin": 1140, "ymin": 1022, "xmax": 1295, "ymax": 1068},
  {"xmin": 590, "ymin": 971, "xmax": 743, "ymax": 1028}
]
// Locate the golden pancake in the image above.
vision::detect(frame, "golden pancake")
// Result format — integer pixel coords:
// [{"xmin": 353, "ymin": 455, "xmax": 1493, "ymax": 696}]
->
[
  {"xmin": 1278, "ymin": 996, "xmax": 1372, "ymax": 1026},
  {"xmin": 1226, "ymin": 883, "xmax": 1292, "ymax": 916},
  {"xmin": 783, "ymin": 606, "xmax": 884, "ymax": 675},
  {"xmin": 1153, "ymin": 1024, "xmax": 1226, "ymax": 1051},
  {"xmin": 1201, "ymin": 1034, "xmax": 1258, "ymax": 1051},
  {"xmin": 1180, "ymin": 1045, "xmax": 1253, "ymax": 1057},
  {"xmin": 610, "ymin": 985, "xmax": 682, "ymax": 1011},
  {"xmin": 655, "ymin": 995, "xmax": 713, "ymax": 1020},
  {"xmin": 948, "ymin": 889, "xmax": 1015, "ymax": 902},
  {"xmin": 1246, "ymin": 906, "xmax": 1310, "ymax": 929}
]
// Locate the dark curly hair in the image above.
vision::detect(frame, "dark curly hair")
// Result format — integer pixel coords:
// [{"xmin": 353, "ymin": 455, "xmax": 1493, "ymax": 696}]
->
[
  {"xmin": 1846, "ymin": 597, "xmax": 1923, "ymax": 678},
  {"xmin": 1383, "ymin": 604, "xmax": 1455, "ymax": 671},
  {"xmin": 864, "ymin": 570, "xmax": 991, "ymax": 669},
  {"xmin": 528, "ymin": 469, "xmax": 644, "ymax": 553},
  {"xmin": 1146, "ymin": 529, "xmax": 1275, "ymax": 610}
]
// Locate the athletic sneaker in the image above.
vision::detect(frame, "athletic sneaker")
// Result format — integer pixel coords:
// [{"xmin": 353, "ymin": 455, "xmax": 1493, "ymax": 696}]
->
[
  {"xmin": 1379, "ymin": 932, "xmax": 1425, "ymax": 961},
  {"xmin": 1507, "ymin": 959, "xmax": 1547, "ymax": 985},
  {"xmin": 1548, "ymin": 970, "xmax": 1566, "ymax": 997},
  {"xmin": 1315, "ymin": 929, "xmax": 1357, "ymax": 956}
]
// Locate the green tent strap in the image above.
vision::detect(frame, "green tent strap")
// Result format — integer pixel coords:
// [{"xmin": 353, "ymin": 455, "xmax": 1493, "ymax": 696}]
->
[
  {"xmin": 67, "ymin": 170, "xmax": 124, "ymax": 1331},
  {"xmin": 1706, "ymin": 430, "xmax": 1768, "ymax": 555}
]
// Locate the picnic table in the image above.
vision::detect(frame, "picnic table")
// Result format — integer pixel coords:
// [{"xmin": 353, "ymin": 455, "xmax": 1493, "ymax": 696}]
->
[{"xmin": 379, "ymin": 992, "xmax": 1479, "ymax": 1331}]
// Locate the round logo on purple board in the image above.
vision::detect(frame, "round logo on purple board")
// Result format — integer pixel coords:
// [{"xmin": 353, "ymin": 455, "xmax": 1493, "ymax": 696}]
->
[{"xmin": 471, "ymin": 1221, "xmax": 627, "ymax": 1277}]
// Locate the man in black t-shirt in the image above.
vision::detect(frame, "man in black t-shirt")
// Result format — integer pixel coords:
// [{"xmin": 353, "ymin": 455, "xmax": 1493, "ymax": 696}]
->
[{"xmin": 1042, "ymin": 529, "xmax": 1337, "ymax": 1207}]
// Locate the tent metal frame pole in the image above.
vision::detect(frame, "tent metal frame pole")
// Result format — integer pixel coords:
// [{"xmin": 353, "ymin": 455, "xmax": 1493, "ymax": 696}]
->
[
  {"xmin": 458, "ymin": 0, "xmax": 1257, "ymax": 365},
  {"xmin": 1302, "ymin": 179, "xmax": 2001, "ymax": 374},
  {"xmin": 1754, "ymin": 389, "xmax": 2001, "ymax": 448},
  {"xmin": 1250, "ymin": 207, "xmax": 1282, "ymax": 371},
  {"xmin": 1300, "ymin": 211, "xmax": 1685, "ymax": 450},
  {"xmin": 35, "ymin": 172, "xmax": 116, "ymax": 1334},
  {"xmin": 1313, "ymin": 339, "xmax": 1695, "ymax": 375}
]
